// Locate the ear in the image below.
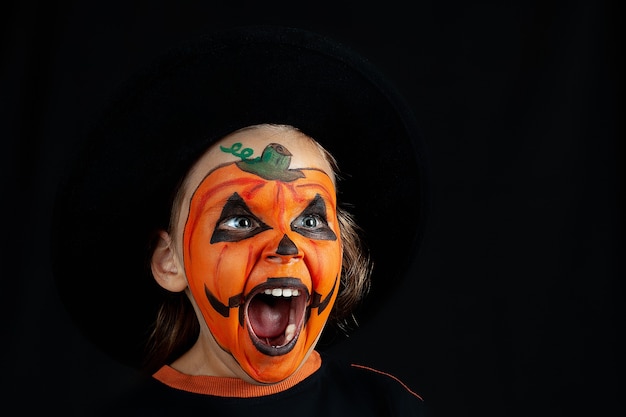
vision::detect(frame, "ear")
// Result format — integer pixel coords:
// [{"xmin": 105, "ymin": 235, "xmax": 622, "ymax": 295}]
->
[{"xmin": 151, "ymin": 230, "xmax": 187, "ymax": 292}]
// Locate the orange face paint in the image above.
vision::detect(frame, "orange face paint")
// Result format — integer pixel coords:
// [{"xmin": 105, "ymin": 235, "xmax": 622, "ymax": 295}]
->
[{"xmin": 183, "ymin": 144, "xmax": 341, "ymax": 383}]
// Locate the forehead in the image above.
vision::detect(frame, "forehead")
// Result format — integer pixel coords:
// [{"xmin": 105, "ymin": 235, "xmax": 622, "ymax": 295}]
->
[{"xmin": 183, "ymin": 125, "xmax": 335, "ymax": 198}]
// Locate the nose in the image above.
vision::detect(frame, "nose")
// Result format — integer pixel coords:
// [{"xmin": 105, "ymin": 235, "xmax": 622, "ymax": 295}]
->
[{"xmin": 266, "ymin": 234, "xmax": 301, "ymax": 264}]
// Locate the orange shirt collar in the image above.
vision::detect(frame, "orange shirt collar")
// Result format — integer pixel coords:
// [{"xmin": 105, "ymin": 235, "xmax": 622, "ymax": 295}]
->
[{"xmin": 153, "ymin": 351, "xmax": 321, "ymax": 397}]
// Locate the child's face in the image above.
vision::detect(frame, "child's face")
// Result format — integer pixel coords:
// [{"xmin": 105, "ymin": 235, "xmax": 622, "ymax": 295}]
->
[{"xmin": 174, "ymin": 125, "xmax": 341, "ymax": 383}]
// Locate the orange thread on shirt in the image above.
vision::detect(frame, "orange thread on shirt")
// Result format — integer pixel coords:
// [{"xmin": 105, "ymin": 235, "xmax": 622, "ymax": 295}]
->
[{"xmin": 350, "ymin": 364, "xmax": 424, "ymax": 401}]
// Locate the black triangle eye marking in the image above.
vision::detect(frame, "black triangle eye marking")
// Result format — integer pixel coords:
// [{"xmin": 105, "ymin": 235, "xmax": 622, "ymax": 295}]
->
[
  {"xmin": 290, "ymin": 194, "xmax": 337, "ymax": 241},
  {"xmin": 210, "ymin": 193, "xmax": 271, "ymax": 243}
]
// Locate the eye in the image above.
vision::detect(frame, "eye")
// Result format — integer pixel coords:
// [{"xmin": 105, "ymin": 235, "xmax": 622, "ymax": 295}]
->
[
  {"xmin": 211, "ymin": 193, "xmax": 271, "ymax": 243},
  {"xmin": 298, "ymin": 214, "xmax": 322, "ymax": 229},
  {"xmin": 290, "ymin": 195, "xmax": 337, "ymax": 241},
  {"xmin": 221, "ymin": 216, "xmax": 255, "ymax": 230}
]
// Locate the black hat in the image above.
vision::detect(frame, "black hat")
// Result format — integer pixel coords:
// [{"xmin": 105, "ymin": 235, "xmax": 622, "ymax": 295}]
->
[{"xmin": 52, "ymin": 25, "xmax": 427, "ymax": 368}]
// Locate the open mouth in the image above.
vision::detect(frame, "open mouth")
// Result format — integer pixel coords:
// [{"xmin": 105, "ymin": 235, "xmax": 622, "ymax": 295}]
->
[{"xmin": 245, "ymin": 278, "xmax": 309, "ymax": 356}]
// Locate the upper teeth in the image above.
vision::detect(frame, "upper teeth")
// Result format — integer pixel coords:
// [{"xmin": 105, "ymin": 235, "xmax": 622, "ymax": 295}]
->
[{"xmin": 264, "ymin": 288, "xmax": 300, "ymax": 297}]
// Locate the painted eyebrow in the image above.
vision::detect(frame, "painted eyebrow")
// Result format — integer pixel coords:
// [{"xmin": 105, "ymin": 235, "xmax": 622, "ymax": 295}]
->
[{"xmin": 294, "ymin": 170, "xmax": 336, "ymax": 194}]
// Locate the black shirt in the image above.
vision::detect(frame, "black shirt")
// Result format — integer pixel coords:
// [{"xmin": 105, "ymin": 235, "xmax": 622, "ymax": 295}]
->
[{"xmin": 99, "ymin": 352, "xmax": 430, "ymax": 416}]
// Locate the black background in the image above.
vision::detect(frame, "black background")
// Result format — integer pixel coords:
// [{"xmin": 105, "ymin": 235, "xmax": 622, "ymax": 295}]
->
[{"xmin": 3, "ymin": 1, "xmax": 623, "ymax": 416}]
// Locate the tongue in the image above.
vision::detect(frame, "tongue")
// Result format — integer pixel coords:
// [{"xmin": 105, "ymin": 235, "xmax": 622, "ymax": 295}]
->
[{"xmin": 248, "ymin": 295, "xmax": 290, "ymax": 338}]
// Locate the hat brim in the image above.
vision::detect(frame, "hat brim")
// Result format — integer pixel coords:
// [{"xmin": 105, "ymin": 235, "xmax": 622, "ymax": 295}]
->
[{"xmin": 52, "ymin": 25, "xmax": 425, "ymax": 367}]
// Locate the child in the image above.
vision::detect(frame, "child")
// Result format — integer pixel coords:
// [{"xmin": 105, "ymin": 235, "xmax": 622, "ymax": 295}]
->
[{"xmin": 52, "ymin": 25, "xmax": 428, "ymax": 415}]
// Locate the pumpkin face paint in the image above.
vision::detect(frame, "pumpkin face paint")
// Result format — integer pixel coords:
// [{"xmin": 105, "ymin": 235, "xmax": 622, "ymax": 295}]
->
[{"xmin": 182, "ymin": 141, "xmax": 342, "ymax": 383}]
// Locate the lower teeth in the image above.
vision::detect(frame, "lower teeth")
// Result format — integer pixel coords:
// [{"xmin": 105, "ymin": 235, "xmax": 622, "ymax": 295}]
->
[{"xmin": 285, "ymin": 324, "xmax": 296, "ymax": 342}]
